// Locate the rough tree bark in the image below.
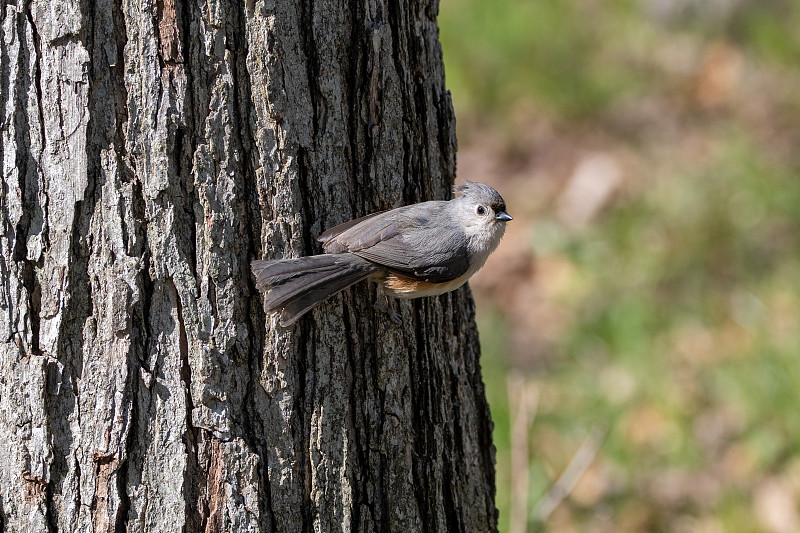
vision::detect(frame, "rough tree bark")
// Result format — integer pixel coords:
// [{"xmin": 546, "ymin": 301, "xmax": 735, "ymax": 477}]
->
[{"xmin": 0, "ymin": 0, "xmax": 497, "ymax": 531}]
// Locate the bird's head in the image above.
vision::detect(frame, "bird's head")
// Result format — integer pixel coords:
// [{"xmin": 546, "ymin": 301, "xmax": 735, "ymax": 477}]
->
[{"xmin": 452, "ymin": 180, "xmax": 512, "ymax": 252}]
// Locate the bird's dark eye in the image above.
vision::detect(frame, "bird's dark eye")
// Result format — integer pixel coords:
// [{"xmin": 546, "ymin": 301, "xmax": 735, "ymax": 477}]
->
[{"xmin": 476, "ymin": 205, "xmax": 486, "ymax": 216}]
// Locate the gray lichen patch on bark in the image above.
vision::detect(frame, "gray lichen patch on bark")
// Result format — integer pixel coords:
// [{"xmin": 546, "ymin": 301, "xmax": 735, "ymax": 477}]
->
[{"xmin": 0, "ymin": 0, "xmax": 497, "ymax": 531}]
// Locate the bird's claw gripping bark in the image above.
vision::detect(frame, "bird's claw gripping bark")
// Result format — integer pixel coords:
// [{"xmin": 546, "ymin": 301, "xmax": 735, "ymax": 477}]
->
[{"xmin": 374, "ymin": 286, "xmax": 403, "ymax": 325}]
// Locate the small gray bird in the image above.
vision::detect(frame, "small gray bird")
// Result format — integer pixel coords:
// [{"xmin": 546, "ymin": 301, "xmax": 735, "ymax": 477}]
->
[{"xmin": 251, "ymin": 180, "xmax": 512, "ymax": 326}]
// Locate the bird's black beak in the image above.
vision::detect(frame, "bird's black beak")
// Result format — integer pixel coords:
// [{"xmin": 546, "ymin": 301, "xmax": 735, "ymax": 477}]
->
[{"xmin": 495, "ymin": 211, "xmax": 513, "ymax": 222}]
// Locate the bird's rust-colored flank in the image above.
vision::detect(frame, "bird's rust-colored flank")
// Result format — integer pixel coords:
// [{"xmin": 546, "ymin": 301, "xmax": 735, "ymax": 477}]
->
[{"xmin": 382, "ymin": 271, "xmax": 473, "ymax": 299}]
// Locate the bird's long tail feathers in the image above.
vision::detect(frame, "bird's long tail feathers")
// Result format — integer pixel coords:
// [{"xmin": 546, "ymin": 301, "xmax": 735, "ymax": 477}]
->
[{"xmin": 251, "ymin": 254, "xmax": 376, "ymax": 326}]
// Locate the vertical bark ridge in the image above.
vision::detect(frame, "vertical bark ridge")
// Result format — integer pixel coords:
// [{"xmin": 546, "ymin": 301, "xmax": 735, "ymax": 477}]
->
[
  {"xmin": 232, "ymin": 5, "xmax": 274, "ymax": 524},
  {"xmin": 0, "ymin": 7, "xmax": 44, "ymax": 530},
  {"xmin": 19, "ymin": 1, "xmax": 44, "ymax": 358}
]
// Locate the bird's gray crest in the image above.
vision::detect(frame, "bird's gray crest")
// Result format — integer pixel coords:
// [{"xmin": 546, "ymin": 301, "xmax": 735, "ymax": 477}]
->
[{"xmin": 453, "ymin": 180, "xmax": 505, "ymax": 206}]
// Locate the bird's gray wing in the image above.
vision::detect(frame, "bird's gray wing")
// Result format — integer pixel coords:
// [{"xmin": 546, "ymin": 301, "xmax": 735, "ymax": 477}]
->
[
  {"xmin": 319, "ymin": 209, "xmax": 407, "ymax": 254},
  {"xmin": 319, "ymin": 202, "xmax": 469, "ymax": 283},
  {"xmin": 318, "ymin": 210, "xmax": 388, "ymax": 247},
  {"xmin": 353, "ymin": 231, "xmax": 470, "ymax": 283}
]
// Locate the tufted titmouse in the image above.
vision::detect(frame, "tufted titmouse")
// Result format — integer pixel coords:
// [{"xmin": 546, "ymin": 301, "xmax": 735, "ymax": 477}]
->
[{"xmin": 252, "ymin": 180, "xmax": 512, "ymax": 326}]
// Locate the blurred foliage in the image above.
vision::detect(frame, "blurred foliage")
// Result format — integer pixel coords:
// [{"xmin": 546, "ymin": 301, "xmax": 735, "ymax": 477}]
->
[
  {"xmin": 440, "ymin": 0, "xmax": 800, "ymax": 120},
  {"xmin": 439, "ymin": 0, "xmax": 636, "ymax": 117},
  {"xmin": 439, "ymin": 0, "xmax": 800, "ymax": 531}
]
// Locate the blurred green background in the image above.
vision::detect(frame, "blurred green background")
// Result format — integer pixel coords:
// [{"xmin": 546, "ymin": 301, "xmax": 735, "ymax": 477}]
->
[{"xmin": 438, "ymin": 0, "xmax": 800, "ymax": 531}]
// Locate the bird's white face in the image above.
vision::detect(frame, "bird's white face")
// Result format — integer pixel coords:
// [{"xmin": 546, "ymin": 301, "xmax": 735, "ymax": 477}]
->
[
  {"xmin": 451, "ymin": 180, "xmax": 512, "ymax": 267},
  {"xmin": 459, "ymin": 198, "xmax": 511, "ymax": 259}
]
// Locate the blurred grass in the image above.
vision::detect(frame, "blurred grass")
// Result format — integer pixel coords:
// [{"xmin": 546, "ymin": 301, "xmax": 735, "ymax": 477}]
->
[
  {"xmin": 439, "ymin": 0, "xmax": 639, "ymax": 118},
  {"xmin": 441, "ymin": 0, "xmax": 800, "ymax": 121},
  {"xmin": 440, "ymin": 0, "xmax": 800, "ymax": 531}
]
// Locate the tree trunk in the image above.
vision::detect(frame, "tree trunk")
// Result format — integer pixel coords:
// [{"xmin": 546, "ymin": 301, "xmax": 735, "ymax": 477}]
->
[{"xmin": 0, "ymin": 0, "xmax": 497, "ymax": 531}]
